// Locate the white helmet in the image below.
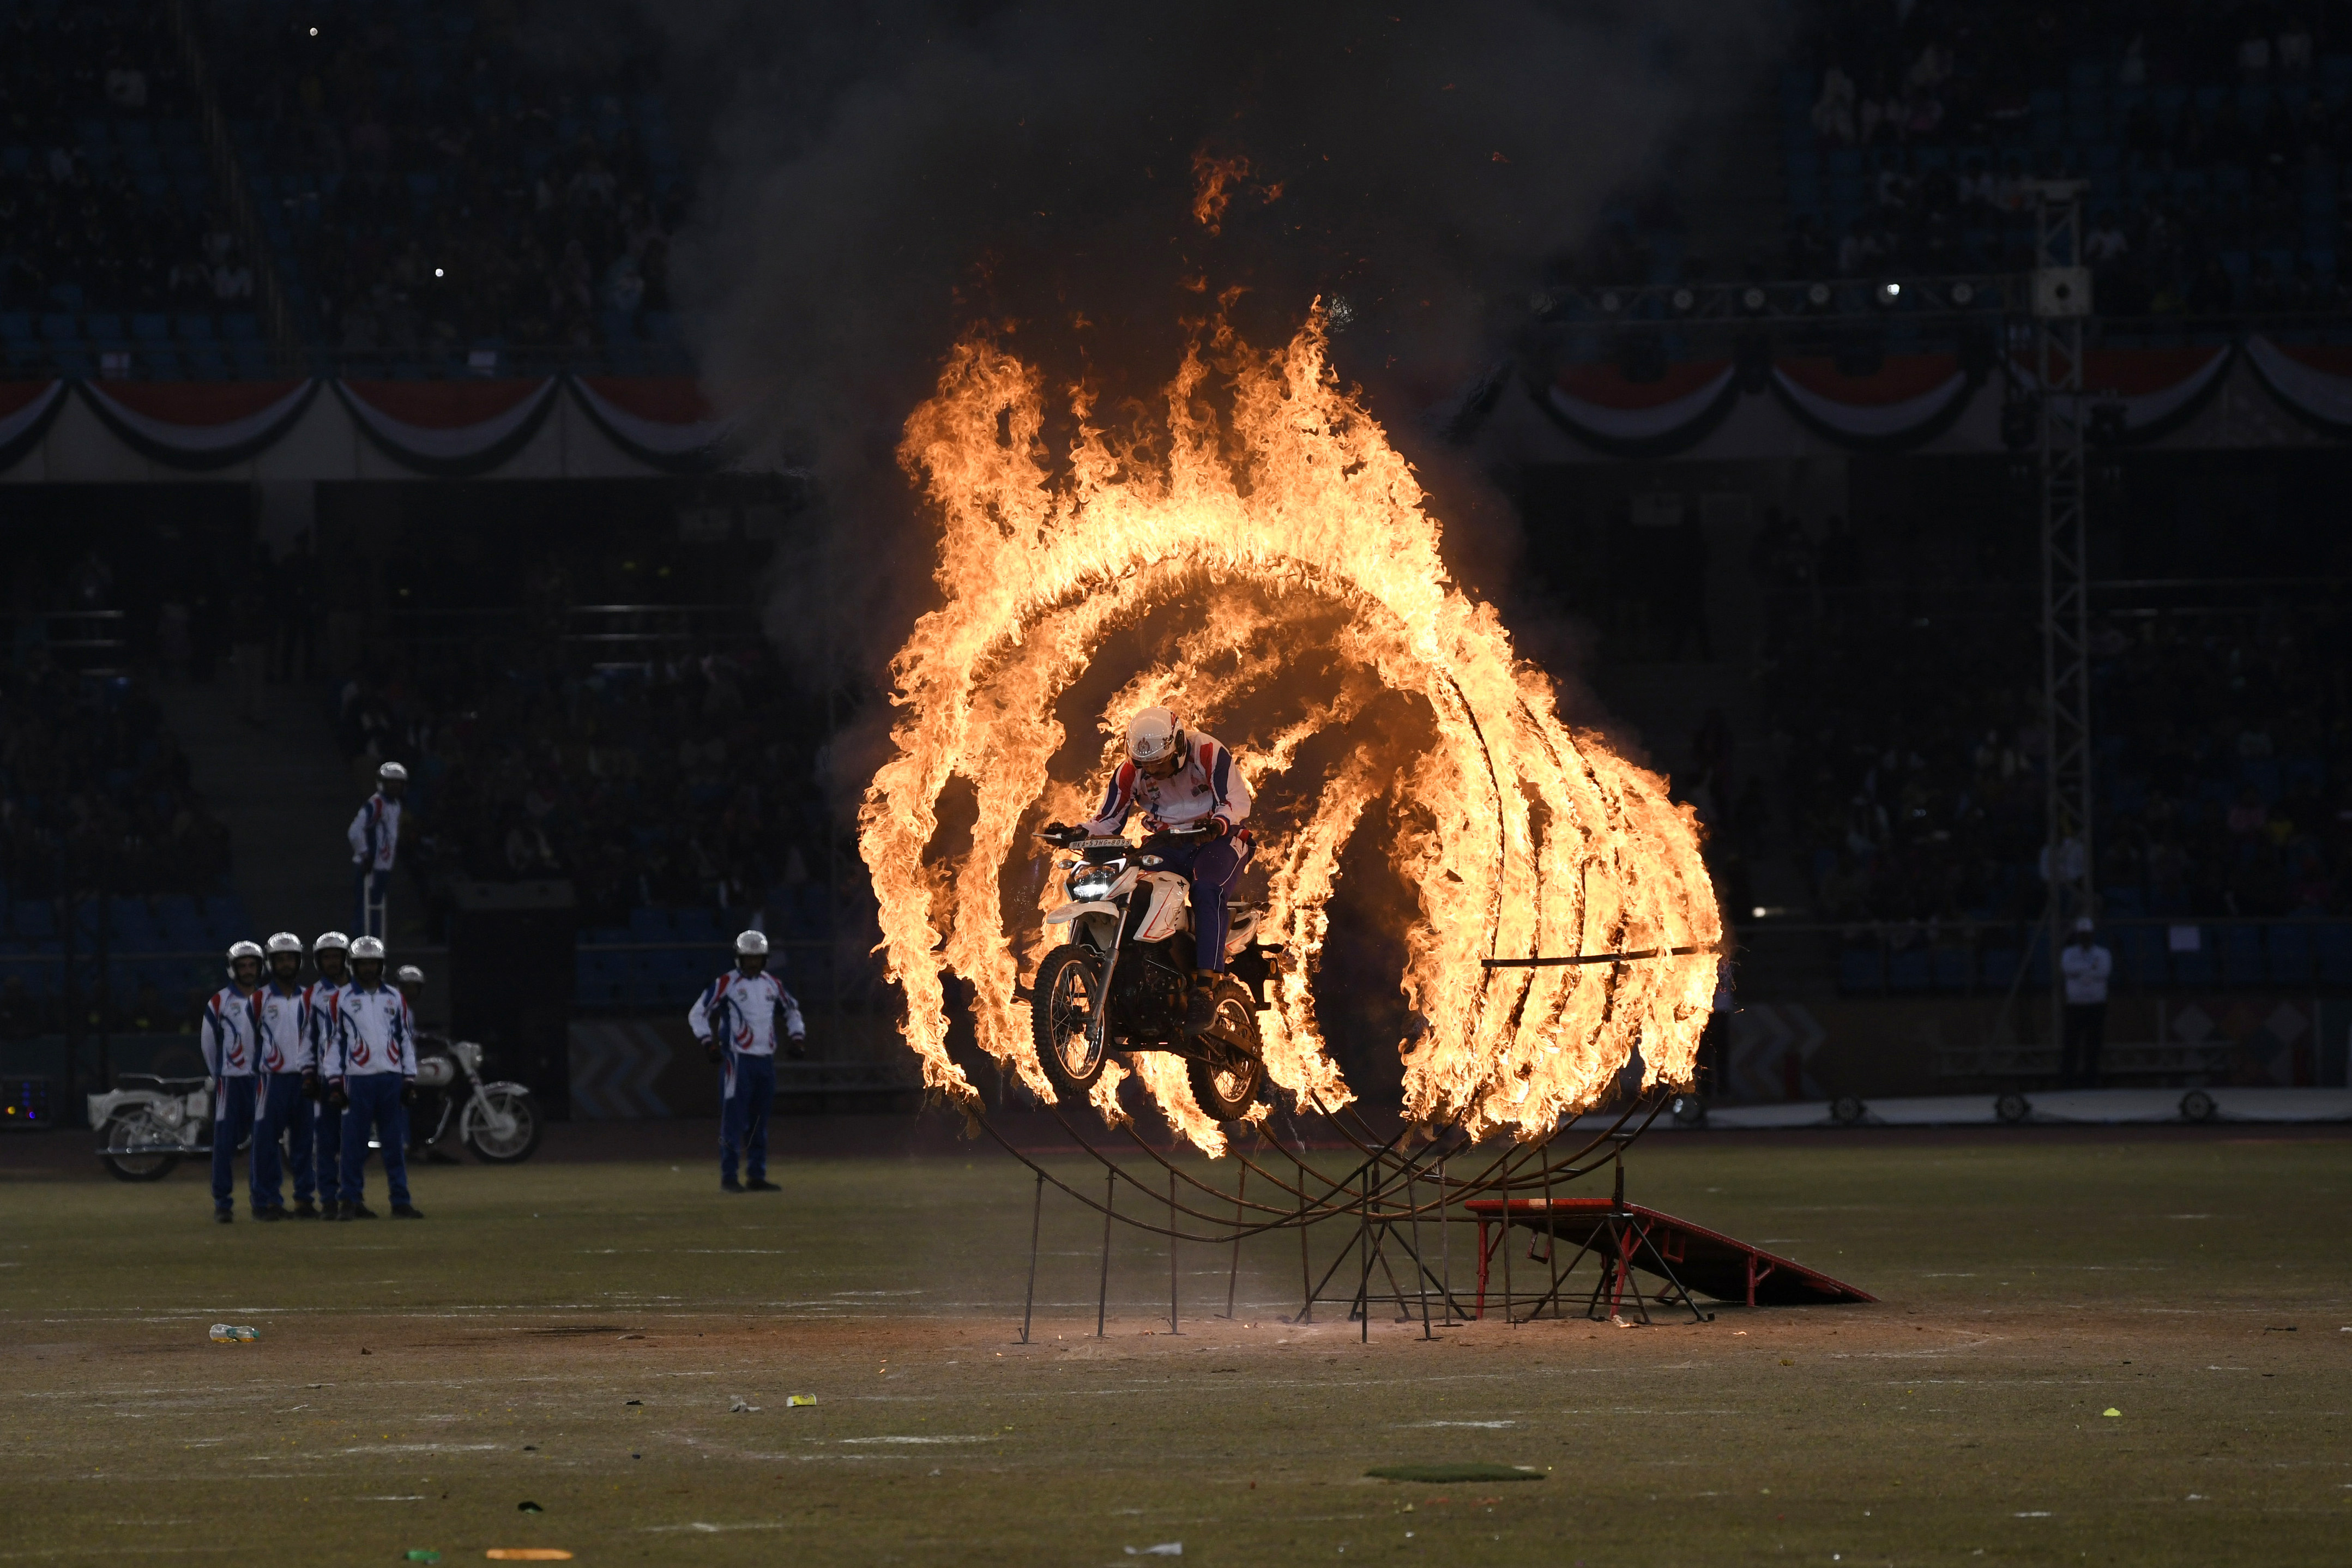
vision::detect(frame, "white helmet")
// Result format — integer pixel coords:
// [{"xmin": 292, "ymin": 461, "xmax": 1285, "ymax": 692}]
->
[
  {"xmin": 378, "ymin": 761, "xmax": 408, "ymax": 783},
  {"xmin": 350, "ymin": 936, "xmax": 387, "ymax": 961},
  {"xmin": 227, "ymin": 939, "xmax": 263, "ymax": 963},
  {"xmin": 734, "ymin": 929, "xmax": 770, "ymax": 957},
  {"xmin": 1125, "ymin": 706, "xmax": 1183, "ymax": 767},
  {"xmin": 395, "ymin": 964, "xmax": 425, "ymax": 985},
  {"xmin": 312, "ymin": 930, "xmax": 350, "ymax": 955},
  {"xmin": 264, "ymin": 931, "xmax": 304, "ymax": 956}
]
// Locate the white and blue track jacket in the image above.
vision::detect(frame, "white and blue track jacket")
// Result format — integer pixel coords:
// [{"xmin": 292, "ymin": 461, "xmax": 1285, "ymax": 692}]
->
[
  {"xmin": 347, "ymin": 791, "xmax": 401, "ymax": 872},
  {"xmin": 254, "ymin": 981, "xmax": 312, "ymax": 1075},
  {"xmin": 330, "ymin": 983, "xmax": 416, "ymax": 1079},
  {"xmin": 200, "ymin": 985, "xmax": 260, "ymax": 1078},
  {"xmin": 1080, "ymin": 729, "xmax": 1252, "ymax": 836},
  {"xmin": 302, "ymin": 979, "xmax": 349, "ymax": 1071},
  {"xmin": 688, "ymin": 969, "xmax": 804, "ymax": 1059}
]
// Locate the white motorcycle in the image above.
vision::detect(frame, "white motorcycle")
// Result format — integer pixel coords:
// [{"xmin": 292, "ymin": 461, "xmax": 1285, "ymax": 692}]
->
[
  {"xmin": 408, "ymin": 1036, "xmax": 542, "ymax": 1163},
  {"xmin": 1030, "ymin": 823, "xmax": 1276, "ymax": 1119},
  {"xmin": 90, "ymin": 1075, "xmax": 215, "ymax": 1182}
]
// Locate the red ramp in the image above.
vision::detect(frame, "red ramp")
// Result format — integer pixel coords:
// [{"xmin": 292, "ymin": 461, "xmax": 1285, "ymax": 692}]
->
[{"xmin": 1464, "ymin": 1198, "xmax": 1875, "ymax": 1315}]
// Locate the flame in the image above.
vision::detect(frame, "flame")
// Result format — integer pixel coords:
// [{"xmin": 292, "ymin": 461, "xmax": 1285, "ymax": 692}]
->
[{"xmin": 859, "ymin": 307, "xmax": 1721, "ymax": 1150}]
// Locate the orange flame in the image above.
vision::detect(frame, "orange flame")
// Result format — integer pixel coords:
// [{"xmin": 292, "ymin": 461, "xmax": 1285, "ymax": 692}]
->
[{"xmin": 860, "ymin": 307, "xmax": 1721, "ymax": 1150}]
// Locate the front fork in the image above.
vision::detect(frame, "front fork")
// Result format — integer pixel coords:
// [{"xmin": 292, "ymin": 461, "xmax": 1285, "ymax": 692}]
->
[{"xmin": 1087, "ymin": 892, "xmax": 1154, "ymax": 1059}]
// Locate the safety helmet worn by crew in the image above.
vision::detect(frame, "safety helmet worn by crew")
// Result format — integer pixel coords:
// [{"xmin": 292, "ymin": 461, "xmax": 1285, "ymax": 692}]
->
[
  {"xmin": 227, "ymin": 939, "xmax": 263, "ymax": 983},
  {"xmin": 1126, "ymin": 706, "xmax": 1183, "ymax": 768}
]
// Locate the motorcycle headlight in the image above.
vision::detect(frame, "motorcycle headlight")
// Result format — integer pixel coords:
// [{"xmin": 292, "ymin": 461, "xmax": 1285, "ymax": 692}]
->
[
  {"xmin": 1068, "ymin": 864, "xmax": 1120, "ymax": 902},
  {"xmin": 156, "ymin": 1101, "xmax": 184, "ymax": 1127}
]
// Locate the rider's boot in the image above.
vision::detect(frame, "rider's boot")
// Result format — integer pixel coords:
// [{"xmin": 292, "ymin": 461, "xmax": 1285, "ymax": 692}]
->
[
  {"xmin": 291, "ymin": 1199, "xmax": 321, "ymax": 1219},
  {"xmin": 1184, "ymin": 970, "xmax": 1220, "ymax": 1035}
]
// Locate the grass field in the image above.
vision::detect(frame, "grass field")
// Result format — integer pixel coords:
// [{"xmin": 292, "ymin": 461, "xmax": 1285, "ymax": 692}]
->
[{"xmin": 4, "ymin": 1122, "xmax": 2349, "ymax": 1565}]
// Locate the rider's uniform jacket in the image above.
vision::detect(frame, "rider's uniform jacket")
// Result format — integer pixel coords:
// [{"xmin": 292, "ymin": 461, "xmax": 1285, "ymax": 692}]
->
[
  {"xmin": 1080, "ymin": 729, "xmax": 1252, "ymax": 837},
  {"xmin": 254, "ymin": 981, "xmax": 312, "ymax": 1074},
  {"xmin": 330, "ymin": 984, "xmax": 417, "ymax": 1079},
  {"xmin": 200, "ymin": 986, "xmax": 260, "ymax": 1078},
  {"xmin": 689, "ymin": 969, "xmax": 804, "ymax": 1058},
  {"xmin": 303, "ymin": 979, "xmax": 350, "ymax": 1074},
  {"xmin": 348, "ymin": 790, "xmax": 401, "ymax": 872}
]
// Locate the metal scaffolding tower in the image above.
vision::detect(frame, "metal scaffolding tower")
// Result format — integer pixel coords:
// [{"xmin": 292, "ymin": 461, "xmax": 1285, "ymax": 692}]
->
[{"xmin": 2027, "ymin": 179, "xmax": 2094, "ymax": 1045}]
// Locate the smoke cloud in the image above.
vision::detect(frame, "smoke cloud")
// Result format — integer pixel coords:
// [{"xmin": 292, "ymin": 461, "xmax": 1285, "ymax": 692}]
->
[{"xmin": 602, "ymin": 0, "xmax": 1776, "ymax": 803}]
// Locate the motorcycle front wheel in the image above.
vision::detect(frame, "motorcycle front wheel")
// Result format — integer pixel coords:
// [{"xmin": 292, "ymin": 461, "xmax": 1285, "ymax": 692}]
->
[
  {"xmin": 1033, "ymin": 945, "xmax": 1109, "ymax": 1102},
  {"xmin": 461, "ymin": 1089, "xmax": 542, "ymax": 1163},
  {"xmin": 101, "ymin": 1113, "xmax": 182, "ymax": 1182}
]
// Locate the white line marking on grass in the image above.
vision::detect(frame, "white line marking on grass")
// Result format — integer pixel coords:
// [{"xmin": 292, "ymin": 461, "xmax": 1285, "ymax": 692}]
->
[
  {"xmin": 837, "ymin": 1436, "xmax": 997, "ymax": 1445},
  {"xmin": 339, "ymin": 1444, "xmax": 500, "ymax": 1454},
  {"xmin": 1403, "ymin": 1420, "xmax": 1517, "ymax": 1428},
  {"xmin": 640, "ymin": 1522, "xmax": 788, "ymax": 1534}
]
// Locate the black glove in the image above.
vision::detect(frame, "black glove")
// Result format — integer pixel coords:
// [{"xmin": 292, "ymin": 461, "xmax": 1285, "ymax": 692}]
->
[
  {"xmin": 327, "ymin": 1080, "xmax": 349, "ymax": 1111},
  {"xmin": 301, "ymin": 1070, "xmax": 321, "ymax": 1101},
  {"xmin": 703, "ymin": 1041, "xmax": 722, "ymax": 1064},
  {"xmin": 786, "ymin": 1036, "xmax": 807, "ymax": 1060},
  {"xmin": 1041, "ymin": 822, "xmax": 1079, "ymax": 846},
  {"xmin": 400, "ymin": 1082, "xmax": 418, "ymax": 1107},
  {"xmin": 1200, "ymin": 816, "xmax": 1230, "ymax": 839}
]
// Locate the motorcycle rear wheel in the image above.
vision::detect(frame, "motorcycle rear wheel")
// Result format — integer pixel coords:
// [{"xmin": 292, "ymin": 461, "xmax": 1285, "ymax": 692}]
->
[
  {"xmin": 1187, "ymin": 981, "xmax": 1265, "ymax": 1120},
  {"xmin": 462, "ymin": 1089, "xmax": 542, "ymax": 1163},
  {"xmin": 101, "ymin": 1113, "xmax": 181, "ymax": 1182},
  {"xmin": 1034, "ymin": 945, "xmax": 1108, "ymax": 1102}
]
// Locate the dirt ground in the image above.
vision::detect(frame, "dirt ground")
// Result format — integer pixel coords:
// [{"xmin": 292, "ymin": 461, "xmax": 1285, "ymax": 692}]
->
[{"xmin": 2, "ymin": 1119, "xmax": 2348, "ymax": 1565}]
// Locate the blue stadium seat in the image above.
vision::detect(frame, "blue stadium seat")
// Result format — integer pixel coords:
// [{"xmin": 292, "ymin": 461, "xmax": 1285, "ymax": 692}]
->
[
  {"xmin": 2119, "ymin": 926, "xmax": 2166, "ymax": 987},
  {"xmin": 1933, "ymin": 948, "xmax": 1974, "ymax": 991},
  {"xmin": 1837, "ymin": 946, "xmax": 1883, "ymax": 993},
  {"xmin": 1887, "ymin": 949, "xmax": 1931, "ymax": 992},
  {"xmin": 131, "ymin": 313, "xmax": 171, "ymax": 343},
  {"xmin": 626, "ymin": 907, "xmax": 671, "ymax": 941},
  {"xmin": 2267, "ymin": 924, "xmax": 2314, "ymax": 987},
  {"xmin": 2222, "ymin": 925, "xmax": 2265, "ymax": 986},
  {"xmin": 174, "ymin": 312, "xmax": 216, "ymax": 342},
  {"xmin": 2319, "ymin": 925, "xmax": 2352, "ymax": 987}
]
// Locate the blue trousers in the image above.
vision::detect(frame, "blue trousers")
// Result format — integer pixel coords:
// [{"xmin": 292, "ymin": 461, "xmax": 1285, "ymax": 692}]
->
[
  {"xmin": 210, "ymin": 1076, "xmax": 257, "ymax": 1214},
  {"xmin": 720, "ymin": 1051, "xmax": 775, "ymax": 1183},
  {"xmin": 310, "ymin": 1093, "xmax": 342, "ymax": 1202},
  {"xmin": 339, "ymin": 1075, "xmax": 411, "ymax": 1207},
  {"xmin": 1142, "ymin": 831, "xmax": 1254, "ymax": 972},
  {"xmin": 251, "ymin": 1072, "xmax": 313, "ymax": 1209}
]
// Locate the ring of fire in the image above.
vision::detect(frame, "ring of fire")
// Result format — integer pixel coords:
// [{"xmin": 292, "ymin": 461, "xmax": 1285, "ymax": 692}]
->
[{"xmin": 860, "ymin": 309, "xmax": 1722, "ymax": 1154}]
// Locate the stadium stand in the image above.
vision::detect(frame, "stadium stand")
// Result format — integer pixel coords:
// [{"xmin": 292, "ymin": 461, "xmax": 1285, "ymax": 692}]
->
[
  {"xmin": 0, "ymin": 0, "xmax": 262, "ymax": 376},
  {"xmin": 1781, "ymin": 1, "xmax": 2352, "ymax": 312},
  {"xmin": 201, "ymin": 0, "xmax": 687, "ymax": 375}
]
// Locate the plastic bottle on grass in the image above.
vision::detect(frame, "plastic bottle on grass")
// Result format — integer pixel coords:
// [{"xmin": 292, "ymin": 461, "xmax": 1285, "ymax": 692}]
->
[{"xmin": 209, "ymin": 1324, "xmax": 260, "ymax": 1343}]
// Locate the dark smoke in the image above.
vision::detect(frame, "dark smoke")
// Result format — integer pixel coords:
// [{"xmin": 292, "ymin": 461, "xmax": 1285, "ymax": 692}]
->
[{"xmin": 602, "ymin": 0, "xmax": 1774, "ymax": 781}]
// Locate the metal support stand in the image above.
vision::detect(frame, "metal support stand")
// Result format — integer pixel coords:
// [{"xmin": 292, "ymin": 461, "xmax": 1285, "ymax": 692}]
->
[
  {"xmin": 1167, "ymin": 1169, "xmax": 1181, "ymax": 1335},
  {"xmin": 1019, "ymin": 1169, "xmax": 1042, "ymax": 1345},
  {"xmin": 1096, "ymin": 1166, "xmax": 1115, "ymax": 1338},
  {"xmin": 1222, "ymin": 1160, "xmax": 1247, "ymax": 1319},
  {"xmin": 2029, "ymin": 178, "xmax": 2095, "ymax": 1052}
]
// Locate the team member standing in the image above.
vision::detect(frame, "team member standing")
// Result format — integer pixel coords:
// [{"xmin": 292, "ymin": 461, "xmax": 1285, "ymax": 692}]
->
[
  {"xmin": 2059, "ymin": 916, "xmax": 2114, "ymax": 1089},
  {"xmin": 687, "ymin": 931, "xmax": 805, "ymax": 1194},
  {"xmin": 248, "ymin": 933, "xmax": 313, "ymax": 1220},
  {"xmin": 327, "ymin": 936, "xmax": 424, "ymax": 1220},
  {"xmin": 347, "ymin": 761, "xmax": 406, "ymax": 940},
  {"xmin": 200, "ymin": 941, "xmax": 264, "ymax": 1224},
  {"xmin": 302, "ymin": 931, "xmax": 353, "ymax": 1218}
]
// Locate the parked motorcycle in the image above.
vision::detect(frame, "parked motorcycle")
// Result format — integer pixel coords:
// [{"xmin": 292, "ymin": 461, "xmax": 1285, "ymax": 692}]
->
[
  {"xmin": 1030, "ymin": 822, "xmax": 1276, "ymax": 1119},
  {"xmin": 406, "ymin": 1035, "xmax": 542, "ymax": 1163},
  {"xmin": 89, "ymin": 1075, "xmax": 214, "ymax": 1182}
]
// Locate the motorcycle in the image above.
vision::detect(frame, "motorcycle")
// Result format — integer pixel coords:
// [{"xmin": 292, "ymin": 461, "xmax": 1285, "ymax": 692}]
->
[
  {"xmin": 89, "ymin": 1075, "xmax": 214, "ymax": 1183},
  {"xmin": 1030, "ymin": 822, "xmax": 1277, "ymax": 1119},
  {"xmin": 406, "ymin": 1035, "xmax": 542, "ymax": 1163}
]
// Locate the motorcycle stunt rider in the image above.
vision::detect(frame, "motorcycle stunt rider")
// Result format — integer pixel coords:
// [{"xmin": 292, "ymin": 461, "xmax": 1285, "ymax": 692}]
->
[
  {"xmin": 301, "ymin": 932, "xmax": 353, "ymax": 1217},
  {"xmin": 347, "ymin": 760, "xmax": 405, "ymax": 939},
  {"xmin": 200, "ymin": 940, "xmax": 266, "ymax": 1223},
  {"xmin": 687, "ymin": 930, "xmax": 805, "ymax": 1195},
  {"xmin": 1050, "ymin": 705, "xmax": 1253, "ymax": 1033},
  {"xmin": 248, "ymin": 933, "xmax": 315, "ymax": 1220},
  {"xmin": 326, "ymin": 935, "xmax": 423, "ymax": 1220}
]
